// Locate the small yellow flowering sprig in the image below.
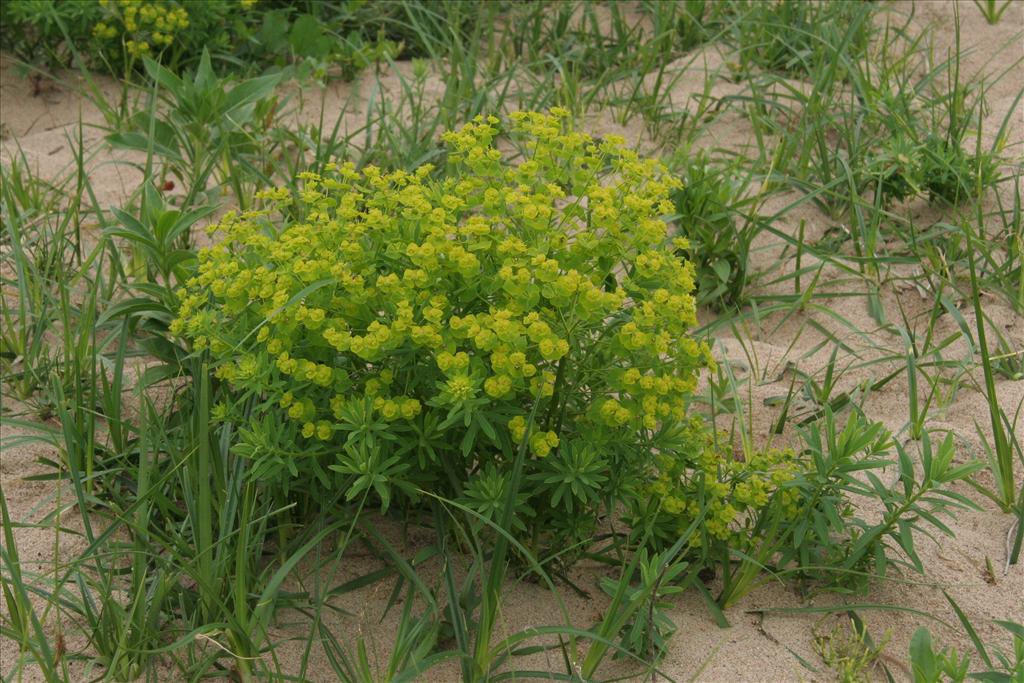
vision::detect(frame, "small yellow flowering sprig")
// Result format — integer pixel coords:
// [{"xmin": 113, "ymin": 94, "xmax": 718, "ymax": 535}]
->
[
  {"xmin": 629, "ymin": 419, "xmax": 804, "ymax": 559},
  {"xmin": 172, "ymin": 110, "xmax": 713, "ymax": 549},
  {"xmin": 94, "ymin": 0, "xmax": 190, "ymax": 58}
]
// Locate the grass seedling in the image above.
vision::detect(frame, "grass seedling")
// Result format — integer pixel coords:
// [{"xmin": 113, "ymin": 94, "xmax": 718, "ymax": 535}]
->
[
  {"xmin": 972, "ymin": 0, "xmax": 1015, "ymax": 25},
  {"xmin": 0, "ymin": 481, "xmax": 64, "ymax": 683},
  {"xmin": 963, "ymin": 214, "xmax": 1017, "ymax": 512},
  {"xmin": 896, "ymin": 307, "xmax": 958, "ymax": 443}
]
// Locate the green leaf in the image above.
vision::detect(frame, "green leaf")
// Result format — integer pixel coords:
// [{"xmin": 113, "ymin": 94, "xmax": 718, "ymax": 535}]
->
[
  {"xmin": 106, "ymin": 131, "xmax": 183, "ymax": 163},
  {"xmin": 992, "ymin": 620, "xmax": 1024, "ymax": 640},
  {"xmin": 289, "ymin": 14, "xmax": 330, "ymax": 59},
  {"xmin": 967, "ymin": 673, "xmax": 1012, "ymax": 683},
  {"xmin": 910, "ymin": 628, "xmax": 937, "ymax": 683},
  {"xmin": 109, "ymin": 206, "xmax": 157, "ymax": 241},
  {"xmin": 193, "ymin": 48, "xmax": 216, "ymax": 93},
  {"xmin": 898, "ymin": 520, "xmax": 923, "ymax": 573},
  {"xmin": 712, "ymin": 259, "xmax": 732, "ymax": 283},
  {"xmin": 166, "ymin": 204, "xmax": 218, "ymax": 245},
  {"xmin": 944, "ymin": 592, "xmax": 992, "ymax": 668},
  {"xmin": 97, "ymin": 297, "xmax": 173, "ymax": 327},
  {"xmin": 224, "ymin": 72, "xmax": 282, "ymax": 117},
  {"xmin": 898, "ymin": 444, "xmax": 915, "ymax": 497},
  {"xmin": 258, "ymin": 10, "xmax": 290, "ymax": 53},
  {"xmin": 142, "ymin": 55, "xmax": 186, "ymax": 97}
]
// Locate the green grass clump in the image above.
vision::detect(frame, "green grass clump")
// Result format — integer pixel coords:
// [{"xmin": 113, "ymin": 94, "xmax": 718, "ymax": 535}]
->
[{"xmin": 727, "ymin": 0, "xmax": 873, "ymax": 79}]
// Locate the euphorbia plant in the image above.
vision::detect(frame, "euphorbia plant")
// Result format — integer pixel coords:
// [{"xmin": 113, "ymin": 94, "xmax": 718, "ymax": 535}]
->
[{"xmin": 171, "ymin": 109, "xmax": 714, "ymax": 560}]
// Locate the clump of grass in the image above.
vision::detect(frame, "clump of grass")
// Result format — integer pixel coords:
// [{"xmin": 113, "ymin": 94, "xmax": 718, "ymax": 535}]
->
[
  {"xmin": 727, "ymin": 0, "xmax": 874, "ymax": 79},
  {"xmin": 972, "ymin": 0, "xmax": 1015, "ymax": 25},
  {"xmin": 641, "ymin": 0, "xmax": 724, "ymax": 53}
]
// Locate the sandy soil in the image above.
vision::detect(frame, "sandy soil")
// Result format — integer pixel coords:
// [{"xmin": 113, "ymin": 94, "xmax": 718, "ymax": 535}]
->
[{"xmin": 2, "ymin": 1, "xmax": 1022, "ymax": 681}]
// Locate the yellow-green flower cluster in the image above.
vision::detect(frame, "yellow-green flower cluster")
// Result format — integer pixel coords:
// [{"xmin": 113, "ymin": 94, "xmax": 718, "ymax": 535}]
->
[
  {"xmin": 94, "ymin": 0, "xmax": 190, "ymax": 57},
  {"xmin": 172, "ymin": 110, "xmax": 711, "ymax": 467},
  {"xmin": 641, "ymin": 426, "xmax": 803, "ymax": 548}
]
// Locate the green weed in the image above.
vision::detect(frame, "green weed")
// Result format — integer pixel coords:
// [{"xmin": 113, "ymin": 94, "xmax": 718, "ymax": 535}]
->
[{"xmin": 814, "ymin": 616, "xmax": 891, "ymax": 683}]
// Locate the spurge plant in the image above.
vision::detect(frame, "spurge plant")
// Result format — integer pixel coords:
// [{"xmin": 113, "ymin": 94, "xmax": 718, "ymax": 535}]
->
[{"xmin": 171, "ymin": 109, "xmax": 715, "ymax": 561}]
